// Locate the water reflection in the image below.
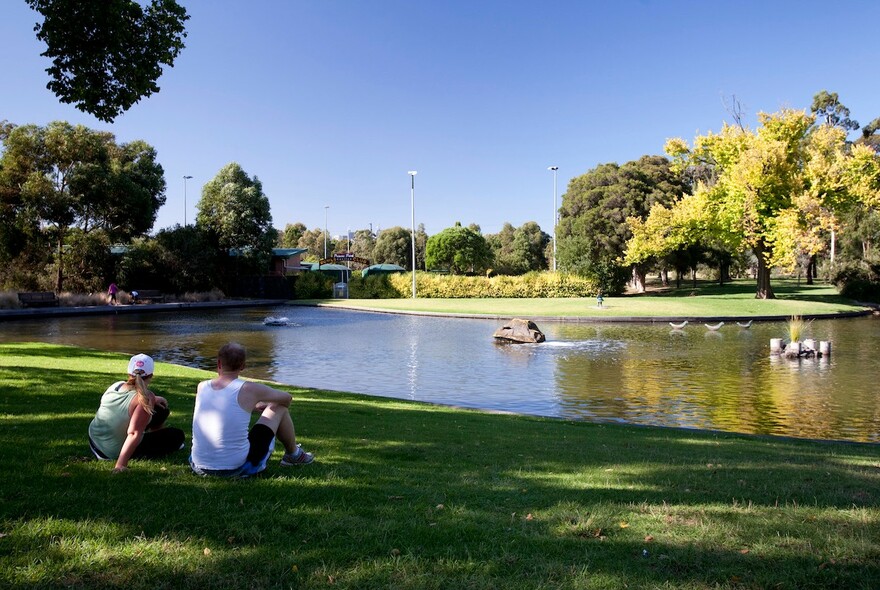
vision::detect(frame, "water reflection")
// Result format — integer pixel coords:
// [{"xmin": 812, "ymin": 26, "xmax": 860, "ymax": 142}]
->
[{"xmin": 1, "ymin": 307, "xmax": 878, "ymax": 442}]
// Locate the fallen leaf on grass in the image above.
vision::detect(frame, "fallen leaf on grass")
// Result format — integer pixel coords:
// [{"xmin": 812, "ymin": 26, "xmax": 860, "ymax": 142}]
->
[
  {"xmin": 739, "ymin": 548, "xmax": 750, "ymax": 554},
  {"xmin": 619, "ymin": 522, "xmax": 629, "ymax": 528},
  {"xmin": 525, "ymin": 513, "xmax": 534, "ymax": 520},
  {"xmin": 291, "ymin": 565, "xmax": 298, "ymax": 572},
  {"xmin": 203, "ymin": 548, "xmax": 211, "ymax": 556},
  {"xmin": 388, "ymin": 495, "xmax": 404, "ymax": 500},
  {"xmin": 644, "ymin": 535, "xmax": 654, "ymax": 542},
  {"xmin": 390, "ymin": 548, "xmax": 401, "ymax": 556},
  {"xmin": 435, "ymin": 504, "xmax": 444, "ymax": 509}
]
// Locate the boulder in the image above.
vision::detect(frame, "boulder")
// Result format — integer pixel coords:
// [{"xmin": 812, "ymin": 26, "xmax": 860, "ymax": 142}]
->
[{"xmin": 493, "ymin": 318, "xmax": 545, "ymax": 344}]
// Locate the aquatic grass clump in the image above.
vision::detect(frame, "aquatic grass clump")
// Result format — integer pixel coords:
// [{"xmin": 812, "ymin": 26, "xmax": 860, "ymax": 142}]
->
[{"xmin": 786, "ymin": 315, "xmax": 812, "ymax": 342}]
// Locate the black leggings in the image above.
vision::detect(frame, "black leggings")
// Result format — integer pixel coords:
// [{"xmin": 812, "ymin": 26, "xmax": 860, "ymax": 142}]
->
[{"xmin": 91, "ymin": 405, "xmax": 185, "ymax": 460}]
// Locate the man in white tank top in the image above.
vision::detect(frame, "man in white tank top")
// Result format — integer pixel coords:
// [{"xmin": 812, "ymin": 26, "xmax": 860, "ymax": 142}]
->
[{"xmin": 190, "ymin": 342, "xmax": 314, "ymax": 477}]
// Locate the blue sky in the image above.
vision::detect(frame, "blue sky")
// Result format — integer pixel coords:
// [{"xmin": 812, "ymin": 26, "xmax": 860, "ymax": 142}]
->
[{"xmin": 3, "ymin": 0, "xmax": 879, "ymax": 237}]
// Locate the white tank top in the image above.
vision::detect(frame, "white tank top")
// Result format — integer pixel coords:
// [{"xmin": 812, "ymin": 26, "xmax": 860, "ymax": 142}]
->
[{"xmin": 191, "ymin": 378, "xmax": 250, "ymax": 470}]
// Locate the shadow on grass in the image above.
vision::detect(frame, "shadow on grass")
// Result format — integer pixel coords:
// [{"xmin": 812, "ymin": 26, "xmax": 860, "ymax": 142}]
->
[{"xmin": 2, "ymin": 344, "xmax": 878, "ymax": 589}]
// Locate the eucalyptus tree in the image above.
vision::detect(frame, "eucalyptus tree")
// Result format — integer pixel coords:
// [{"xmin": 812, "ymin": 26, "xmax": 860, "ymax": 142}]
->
[
  {"xmin": 278, "ymin": 222, "xmax": 307, "ymax": 248},
  {"xmin": 196, "ymin": 162, "xmax": 276, "ymax": 273},
  {"xmin": 0, "ymin": 120, "xmax": 165, "ymax": 291},
  {"xmin": 373, "ymin": 226, "xmax": 413, "ymax": 268}
]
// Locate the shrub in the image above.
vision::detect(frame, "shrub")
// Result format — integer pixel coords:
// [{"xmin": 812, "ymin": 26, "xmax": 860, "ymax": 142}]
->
[
  {"xmin": 386, "ymin": 271, "xmax": 597, "ymax": 298},
  {"xmin": 832, "ymin": 262, "xmax": 880, "ymax": 303},
  {"xmin": 348, "ymin": 274, "xmax": 403, "ymax": 299},
  {"xmin": 294, "ymin": 272, "xmax": 333, "ymax": 299}
]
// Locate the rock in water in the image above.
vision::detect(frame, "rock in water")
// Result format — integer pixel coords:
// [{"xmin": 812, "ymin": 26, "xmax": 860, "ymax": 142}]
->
[{"xmin": 493, "ymin": 318, "xmax": 546, "ymax": 344}]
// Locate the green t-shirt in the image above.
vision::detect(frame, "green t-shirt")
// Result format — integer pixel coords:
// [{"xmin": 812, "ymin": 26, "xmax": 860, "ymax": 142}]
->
[{"xmin": 88, "ymin": 382, "xmax": 136, "ymax": 459}]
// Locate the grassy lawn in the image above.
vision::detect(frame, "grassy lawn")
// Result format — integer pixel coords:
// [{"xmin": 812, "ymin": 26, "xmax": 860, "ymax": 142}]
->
[
  {"xmin": 1, "ymin": 342, "xmax": 878, "ymax": 589},
  {"xmin": 305, "ymin": 280, "xmax": 870, "ymax": 319}
]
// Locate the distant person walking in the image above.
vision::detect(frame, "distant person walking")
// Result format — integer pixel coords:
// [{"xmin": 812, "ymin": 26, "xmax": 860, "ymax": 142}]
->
[
  {"xmin": 88, "ymin": 354, "xmax": 185, "ymax": 473},
  {"xmin": 190, "ymin": 342, "xmax": 314, "ymax": 477},
  {"xmin": 107, "ymin": 282, "xmax": 119, "ymax": 305}
]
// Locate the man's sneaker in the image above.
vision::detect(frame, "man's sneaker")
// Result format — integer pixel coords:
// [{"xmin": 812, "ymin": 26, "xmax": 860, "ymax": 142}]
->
[{"xmin": 280, "ymin": 445, "xmax": 314, "ymax": 466}]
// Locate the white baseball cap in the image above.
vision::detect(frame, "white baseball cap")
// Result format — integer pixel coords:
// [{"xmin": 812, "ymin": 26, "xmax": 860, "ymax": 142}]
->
[{"xmin": 127, "ymin": 354, "xmax": 155, "ymax": 376}]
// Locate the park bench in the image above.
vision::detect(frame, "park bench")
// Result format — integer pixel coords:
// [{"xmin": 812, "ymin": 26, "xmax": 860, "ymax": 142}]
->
[
  {"xmin": 17, "ymin": 291, "xmax": 59, "ymax": 307},
  {"xmin": 133, "ymin": 289, "xmax": 166, "ymax": 304}
]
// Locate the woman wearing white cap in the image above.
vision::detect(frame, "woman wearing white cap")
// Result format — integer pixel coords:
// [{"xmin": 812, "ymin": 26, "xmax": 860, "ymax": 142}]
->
[{"xmin": 88, "ymin": 354, "xmax": 185, "ymax": 472}]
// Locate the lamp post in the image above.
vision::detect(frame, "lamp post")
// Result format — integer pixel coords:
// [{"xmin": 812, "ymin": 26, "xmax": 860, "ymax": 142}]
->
[
  {"xmin": 408, "ymin": 171, "xmax": 418, "ymax": 298},
  {"xmin": 183, "ymin": 175, "xmax": 193, "ymax": 226},
  {"xmin": 324, "ymin": 205, "xmax": 330, "ymax": 260},
  {"xmin": 548, "ymin": 166, "xmax": 559, "ymax": 271}
]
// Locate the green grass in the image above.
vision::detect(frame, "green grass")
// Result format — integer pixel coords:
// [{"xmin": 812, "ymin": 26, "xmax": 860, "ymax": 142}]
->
[
  {"xmin": 1, "ymin": 342, "xmax": 878, "ymax": 589},
  {"xmin": 302, "ymin": 280, "xmax": 868, "ymax": 319}
]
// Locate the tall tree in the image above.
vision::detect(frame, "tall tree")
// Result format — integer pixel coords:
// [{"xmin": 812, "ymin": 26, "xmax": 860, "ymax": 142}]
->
[
  {"xmin": 557, "ymin": 155, "xmax": 687, "ymax": 292},
  {"xmin": 277, "ymin": 222, "xmax": 306, "ymax": 248},
  {"xmin": 373, "ymin": 226, "xmax": 413, "ymax": 268},
  {"xmin": 349, "ymin": 229, "xmax": 376, "ymax": 261},
  {"xmin": 196, "ymin": 162, "xmax": 276, "ymax": 269},
  {"xmin": 630, "ymin": 109, "xmax": 859, "ymax": 299},
  {"xmin": 26, "ymin": 0, "xmax": 189, "ymax": 122},
  {"xmin": 487, "ymin": 222, "xmax": 549, "ymax": 275},
  {"xmin": 296, "ymin": 227, "xmax": 332, "ymax": 261},
  {"xmin": 810, "ymin": 90, "xmax": 859, "ymax": 132},
  {"xmin": 425, "ymin": 222, "xmax": 493, "ymax": 274},
  {"xmin": 0, "ymin": 121, "xmax": 165, "ymax": 291}
]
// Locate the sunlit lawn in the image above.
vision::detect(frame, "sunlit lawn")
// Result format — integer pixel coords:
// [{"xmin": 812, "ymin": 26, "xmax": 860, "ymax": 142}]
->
[
  {"xmin": 1, "ymin": 342, "xmax": 878, "ymax": 589},
  {"xmin": 307, "ymin": 279, "xmax": 869, "ymax": 319}
]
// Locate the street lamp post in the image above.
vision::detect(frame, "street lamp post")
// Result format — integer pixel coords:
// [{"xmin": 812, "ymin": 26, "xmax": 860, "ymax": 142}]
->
[
  {"xmin": 548, "ymin": 166, "xmax": 559, "ymax": 271},
  {"xmin": 408, "ymin": 171, "xmax": 418, "ymax": 298},
  {"xmin": 324, "ymin": 206, "xmax": 330, "ymax": 260},
  {"xmin": 183, "ymin": 175, "xmax": 193, "ymax": 226}
]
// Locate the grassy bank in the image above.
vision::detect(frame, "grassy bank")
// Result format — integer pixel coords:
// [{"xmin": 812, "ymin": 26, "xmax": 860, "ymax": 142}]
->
[
  {"xmin": 1, "ymin": 343, "xmax": 878, "ymax": 589},
  {"xmin": 307, "ymin": 280, "xmax": 869, "ymax": 319}
]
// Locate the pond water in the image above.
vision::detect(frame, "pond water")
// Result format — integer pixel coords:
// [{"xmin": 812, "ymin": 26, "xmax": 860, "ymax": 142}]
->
[{"xmin": 2, "ymin": 306, "xmax": 879, "ymax": 443}]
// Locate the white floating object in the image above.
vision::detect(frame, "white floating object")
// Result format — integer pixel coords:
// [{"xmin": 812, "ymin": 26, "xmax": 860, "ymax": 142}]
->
[
  {"xmin": 669, "ymin": 321, "xmax": 688, "ymax": 329},
  {"xmin": 736, "ymin": 320, "xmax": 752, "ymax": 329},
  {"xmin": 770, "ymin": 338, "xmax": 783, "ymax": 352},
  {"xmin": 704, "ymin": 322, "xmax": 724, "ymax": 331},
  {"xmin": 263, "ymin": 316, "xmax": 290, "ymax": 326},
  {"xmin": 819, "ymin": 341, "xmax": 831, "ymax": 356}
]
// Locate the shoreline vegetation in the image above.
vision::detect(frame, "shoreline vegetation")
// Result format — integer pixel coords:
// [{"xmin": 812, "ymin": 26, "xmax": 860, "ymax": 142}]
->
[
  {"xmin": 306, "ymin": 280, "xmax": 874, "ymax": 320},
  {"xmin": 1, "ymin": 343, "xmax": 878, "ymax": 589}
]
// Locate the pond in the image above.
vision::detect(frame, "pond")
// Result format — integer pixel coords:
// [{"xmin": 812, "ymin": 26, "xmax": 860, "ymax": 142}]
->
[{"xmin": 2, "ymin": 306, "xmax": 879, "ymax": 443}]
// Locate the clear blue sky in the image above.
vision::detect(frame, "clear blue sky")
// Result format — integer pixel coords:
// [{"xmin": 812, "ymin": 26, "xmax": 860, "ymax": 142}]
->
[{"xmin": 3, "ymin": 0, "xmax": 879, "ymax": 238}]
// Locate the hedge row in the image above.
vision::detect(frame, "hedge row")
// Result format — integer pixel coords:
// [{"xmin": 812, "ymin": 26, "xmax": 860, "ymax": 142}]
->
[{"xmin": 379, "ymin": 271, "xmax": 598, "ymax": 298}]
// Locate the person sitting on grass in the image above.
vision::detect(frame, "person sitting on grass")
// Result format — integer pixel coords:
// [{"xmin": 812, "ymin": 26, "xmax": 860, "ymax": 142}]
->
[
  {"xmin": 88, "ymin": 354, "xmax": 186, "ymax": 473},
  {"xmin": 190, "ymin": 342, "xmax": 314, "ymax": 477}
]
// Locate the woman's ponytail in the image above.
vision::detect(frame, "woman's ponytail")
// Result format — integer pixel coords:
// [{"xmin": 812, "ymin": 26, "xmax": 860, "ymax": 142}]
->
[{"xmin": 129, "ymin": 372, "xmax": 155, "ymax": 415}]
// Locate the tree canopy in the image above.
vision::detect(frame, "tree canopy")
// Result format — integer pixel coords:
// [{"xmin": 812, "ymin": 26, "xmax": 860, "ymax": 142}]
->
[
  {"xmin": 373, "ymin": 226, "xmax": 413, "ymax": 269},
  {"xmin": 425, "ymin": 222, "xmax": 493, "ymax": 275},
  {"xmin": 0, "ymin": 120, "xmax": 165, "ymax": 291},
  {"xmin": 627, "ymin": 108, "xmax": 875, "ymax": 298},
  {"xmin": 26, "ymin": 0, "xmax": 189, "ymax": 122},
  {"xmin": 196, "ymin": 163, "xmax": 276, "ymax": 265},
  {"xmin": 486, "ymin": 221, "xmax": 550, "ymax": 275},
  {"xmin": 557, "ymin": 155, "xmax": 687, "ymax": 292}
]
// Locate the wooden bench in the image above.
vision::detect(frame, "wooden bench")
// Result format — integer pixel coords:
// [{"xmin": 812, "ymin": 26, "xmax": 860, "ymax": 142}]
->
[
  {"xmin": 132, "ymin": 289, "xmax": 166, "ymax": 303},
  {"xmin": 18, "ymin": 291, "xmax": 60, "ymax": 307}
]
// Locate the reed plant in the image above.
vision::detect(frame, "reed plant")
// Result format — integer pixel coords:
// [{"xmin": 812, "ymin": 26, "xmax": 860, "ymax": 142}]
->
[{"xmin": 786, "ymin": 315, "xmax": 812, "ymax": 343}]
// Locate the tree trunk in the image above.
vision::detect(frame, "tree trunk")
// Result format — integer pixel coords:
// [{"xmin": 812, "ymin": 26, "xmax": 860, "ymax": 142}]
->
[
  {"xmin": 755, "ymin": 248, "xmax": 775, "ymax": 299},
  {"xmin": 675, "ymin": 268, "xmax": 683, "ymax": 288},
  {"xmin": 691, "ymin": 266, "xmax": 697, "ymax": 288},
  {"xmin": 630, "ymin": 265, "xmax": 646, "ymax": 293},
  {"xmin": 661, "ymin": 268, "xmax": 669, "ymax": 287},
  {"xmin": 55, "ymin": 232, "xmax": 64, "ymax": 293},
  {"xmin": 806, "ymin": 254, "xmax": 816, "ymax": 285}
]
